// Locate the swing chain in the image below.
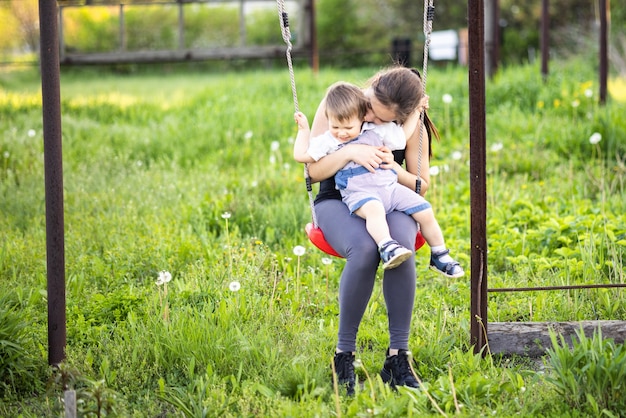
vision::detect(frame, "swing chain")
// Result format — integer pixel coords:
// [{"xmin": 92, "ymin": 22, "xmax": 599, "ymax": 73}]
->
[
  {"xmin": 417, "ymin": 0, "xmax": 434, "ymax": 194},
  {"xmin": 276, "ymin": 0, "xmax": 299, "ymax": 113}
]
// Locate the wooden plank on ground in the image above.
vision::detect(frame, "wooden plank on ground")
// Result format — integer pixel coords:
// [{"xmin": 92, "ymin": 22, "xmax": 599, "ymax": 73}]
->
[{"xmin": 487, "ymin": 320, "xmax": 626, "ymax": 357}]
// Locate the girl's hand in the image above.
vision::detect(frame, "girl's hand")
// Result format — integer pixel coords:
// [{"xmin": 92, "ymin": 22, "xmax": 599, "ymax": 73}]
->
[
  {"xmin": 349, "ymin": 144, "xmax": 391, "ymax": 172},
  {"xmin": 377, "ymin": 146, "xmax": 395, "ymax": 167},
  {"xmin": 417, "ymin": 95, "xmax": 429, "ymax": 113}
]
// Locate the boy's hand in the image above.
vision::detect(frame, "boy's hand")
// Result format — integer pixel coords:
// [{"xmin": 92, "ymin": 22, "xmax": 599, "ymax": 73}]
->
[{"xmin": 294, "ymin": 111, "xmax": 310, "ymax": 131}]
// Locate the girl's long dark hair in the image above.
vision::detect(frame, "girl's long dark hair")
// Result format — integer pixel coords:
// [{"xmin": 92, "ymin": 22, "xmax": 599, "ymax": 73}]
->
[{"xmin": 369, "ymin": 66, "xmax": 439, "ymax": 157}]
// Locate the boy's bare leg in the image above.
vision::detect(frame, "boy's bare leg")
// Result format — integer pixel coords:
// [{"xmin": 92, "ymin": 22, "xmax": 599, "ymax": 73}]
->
[{"xmin": 354, "ymin": 200, "xmax": 392, "ymax": 244}]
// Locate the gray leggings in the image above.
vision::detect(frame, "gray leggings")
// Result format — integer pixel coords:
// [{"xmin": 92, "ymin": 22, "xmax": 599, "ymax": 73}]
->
[{"xmin": 315, "ymin": 198, "xmax": 417, "ymax": 352}]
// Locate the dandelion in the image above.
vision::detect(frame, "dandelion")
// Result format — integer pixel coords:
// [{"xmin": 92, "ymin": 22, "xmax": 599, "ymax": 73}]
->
[
  {"xmin": 585, "ymin": 88, "xmax": 593, "ymax": 98},
  {"xmin": 429, "ymin": 166, "xmax": 440, "ymax": 176},
  {"xmin": 293, "ymin": 245, "xmax": 306, "ymax": 256},
  {"xmin": 537, "ymin": 100, "xmax": 545, "ymax": 109},
  {"xmin": 283, "ymin": 163, "xmax": 291, "ymax": 171},
  {"xmin": 442, "ymin": 93, "xmax": 453, "ymax": 104},
  {"xmin": 229, "ymin": 281, "xmax": 241, "ymax": 292},
  {"xmin": 221, "ymin": 212, "xmax": 231, "ymax": 219},
  {"xmin": 269, "ymin": 155, "xmax": 276, "ymax": 165},
  {"xmin": 451, "ymin": 151, "xmax": 462, "ymax": 160},
  {"xmin": 589, "ymin": 132, "xmax": 602, "ymax": 144},
  {"xmin": 321, "ymin": 257, "xmax": 332, "ymax": 265},
  {"xmin": 270, "ymin": 140, "xmax": 280, "ymax": 151},
  {"xmin": 571, "ymin": 99, "xmax": 580, "ymax": 108},
  {"xmin": 27, "ymin": 129, "xmax": 36, "ymax": 137},
  {"xmin": 156, "ymin": 270, "xmax": 172, "ymax": 322},
  {"xmin": 244, "ymin": 131, "xmax": 253, "ymax": 140},
  {"xmin": 293, "ymin": 246, "xmax": 305, "ymax": 299},
  {"xmin": 490, "ymin": 142, "xmax": 504, "ymax": 152},
  {"xmin": 157, "ymin": 270, "xmax": 172, "ymax": 285},
  {"xmin": 3, "ymin": 151, "xmax": 9, "ymax": 159}
]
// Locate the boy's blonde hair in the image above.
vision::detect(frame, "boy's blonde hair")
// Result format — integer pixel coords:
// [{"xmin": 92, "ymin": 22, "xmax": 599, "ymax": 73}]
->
[{"xmin": 324, "ymin": 81, "xmax": 369, "ymax": 122}]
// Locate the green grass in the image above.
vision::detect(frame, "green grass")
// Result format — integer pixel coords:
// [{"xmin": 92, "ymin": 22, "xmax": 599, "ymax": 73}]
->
[{"xmin": 1, "ymin": 60, "xmax": 625, "ymax": 416}]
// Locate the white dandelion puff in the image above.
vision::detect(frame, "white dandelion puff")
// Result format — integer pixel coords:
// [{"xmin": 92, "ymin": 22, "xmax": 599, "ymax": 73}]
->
[
  {"xmin": 442, "ymin": 93, "xmax": 453, "ymax": 104},
  {"xmin": 244, "ymin": 131, "xmax": 253, "ymax": 140},
  {"xmin": 270, "ymin": 140, "xmax": 280, "ymax": 151},
  {"xmin": 429, "ymin": 166, "xmax": 440, "ymax": 176},
  {"xmin": 584, "ymin": 88, "xmax": 593, "ymax": 98},
  {"xmin": 490, "ymin": 142, "xmax": 504, "ymax": 152},
  {"xmin": 451, "ymin": 151, "xmax": 462, "ymax": 160},
  {"xmin": 269, "ymin": 155, "xmax": 276, "ymax": 165},
  {"xmin": 27, "ymin": 129, "xmax": 36, "ymax": 138},
  {"xmin": 221, "ymin": 212, "xmax": 232, "ymax": 219},
  {"xmin": 589, "ymin": 132, "xmax": 602, "ymax": 144},
  {"xmin": 229, "ymin": 281, "xmax": 241, "ymax": 292},
  {"xmin": 321, "ymin": 257, "xmax": 332, "ymax": 265},
  {"xmin": 156, "ymin": 270, "xmax": 172, "ymax": 286},
  {"xmin": 293, "ymin": 245, "xmax": 306, "ymax": 256}
]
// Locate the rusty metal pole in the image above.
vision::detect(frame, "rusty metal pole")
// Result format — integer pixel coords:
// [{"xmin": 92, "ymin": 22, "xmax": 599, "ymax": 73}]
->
[
  {"xmin": 541, "ymin": 0, "xmax": 549, "ymax": 80},
  {"xmin": 468, "ymin": 0, "xmax": 488, "ymax": 355},
  {"xmin": 599, "ymin": 0, "xmax": 608, "ymax": 105},
  {"xmin": 39, "ymin": 0, "xmax": 66, "ymax": 366}
]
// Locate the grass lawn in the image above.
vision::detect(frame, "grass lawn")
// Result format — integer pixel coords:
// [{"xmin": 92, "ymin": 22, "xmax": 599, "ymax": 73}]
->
[{"xmin": 1, "ymin": 60, "xmax": 625, "ymax": 416}]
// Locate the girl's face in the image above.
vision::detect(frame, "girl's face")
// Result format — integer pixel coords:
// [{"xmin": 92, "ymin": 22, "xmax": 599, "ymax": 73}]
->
[
  {"xmin": 328, "ymin": 114, "xmax": 362, "ymax": 142},
  {"xmin": 363, "ymin": 88, "xmax": 396, "ymax": 125}
]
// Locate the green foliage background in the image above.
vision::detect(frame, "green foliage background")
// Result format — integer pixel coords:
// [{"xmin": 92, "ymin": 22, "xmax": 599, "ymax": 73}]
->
[
  {"xmin": 2, "ymin": 0, "xmax": 626, "ymax": 68},
  {"xmin": 1, "ymin": 59, "xmax": 625, "ymax": 415}
]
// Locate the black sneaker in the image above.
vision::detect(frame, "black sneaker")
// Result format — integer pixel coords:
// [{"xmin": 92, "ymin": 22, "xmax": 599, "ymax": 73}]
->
[
  {"xmin": 333, "ymin": 351, "xmax": 356, "ymax": 396},
  {"xmin": 380, "ymin": 349, "xmax": 420, "ymax": 389}
]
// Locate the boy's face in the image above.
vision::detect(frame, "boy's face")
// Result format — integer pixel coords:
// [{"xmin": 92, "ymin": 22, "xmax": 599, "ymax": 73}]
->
[{"xmin": 328, "ymin": 114, "xmax": 362, "ymax": 142}]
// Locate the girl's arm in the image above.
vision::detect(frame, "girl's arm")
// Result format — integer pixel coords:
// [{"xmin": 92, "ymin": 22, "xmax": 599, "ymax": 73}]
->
[
  {"xmin": 394, "ymin": 122, "xmax": 431, "ymax": 196},
  {"xmin": 400, "ymin": 95, "xmax": 429, "ymax": 139}
]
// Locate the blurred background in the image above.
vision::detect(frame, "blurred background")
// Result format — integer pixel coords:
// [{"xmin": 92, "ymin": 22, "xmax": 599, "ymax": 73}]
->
[{"xmin": 0, "ymin": 0, "xmax": 624, "ymax": 76}]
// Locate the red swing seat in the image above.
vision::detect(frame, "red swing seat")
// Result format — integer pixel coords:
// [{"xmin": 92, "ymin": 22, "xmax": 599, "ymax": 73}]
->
[{"xmin": 306, "ymin": 222, "xmax": 426, "ymax": 258}]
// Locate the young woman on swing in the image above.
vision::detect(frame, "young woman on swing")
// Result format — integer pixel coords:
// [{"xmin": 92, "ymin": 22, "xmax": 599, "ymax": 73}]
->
[{"xmin": 306, "ymin": 66, "xmax": 445, "ymax": 395}]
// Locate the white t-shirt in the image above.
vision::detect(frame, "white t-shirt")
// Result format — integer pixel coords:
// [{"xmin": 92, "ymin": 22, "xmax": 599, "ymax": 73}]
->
[{"xmin": 306, "ymin": 122, "xmax": 405, "ymax": 162}]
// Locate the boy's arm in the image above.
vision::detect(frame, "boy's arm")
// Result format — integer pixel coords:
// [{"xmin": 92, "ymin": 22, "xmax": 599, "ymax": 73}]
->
[{"xmin": 293, "ymin": 111, "xmax": 315, "ymax": 163}]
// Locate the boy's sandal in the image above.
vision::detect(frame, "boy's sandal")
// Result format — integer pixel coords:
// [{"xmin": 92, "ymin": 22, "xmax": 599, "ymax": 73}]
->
[{"xmin": 430, "ymin": 250, "xmax": 465, "ymax": 278}]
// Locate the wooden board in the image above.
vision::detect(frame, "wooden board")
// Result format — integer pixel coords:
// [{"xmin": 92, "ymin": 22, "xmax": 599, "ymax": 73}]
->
[{"xmin": 487, "ymin": 321, "xmax": 626, "ymax": 357}]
